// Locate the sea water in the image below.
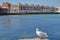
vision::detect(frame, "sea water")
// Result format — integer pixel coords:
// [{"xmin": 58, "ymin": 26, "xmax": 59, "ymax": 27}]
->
[{"xmin": 0, "ymin": 14, "xmax": 60, "ymax": 40}]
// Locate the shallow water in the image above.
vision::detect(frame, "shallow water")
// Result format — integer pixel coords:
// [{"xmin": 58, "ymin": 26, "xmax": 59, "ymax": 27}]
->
[{"xmin": 0, "ymin": 14, "xmax": 60, "ymax": 40}]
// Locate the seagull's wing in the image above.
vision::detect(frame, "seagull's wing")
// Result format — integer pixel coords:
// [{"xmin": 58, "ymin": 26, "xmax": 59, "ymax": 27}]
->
[{"xmin": 39, "ymin": 32, "xmax": 48, "ymax": 37}]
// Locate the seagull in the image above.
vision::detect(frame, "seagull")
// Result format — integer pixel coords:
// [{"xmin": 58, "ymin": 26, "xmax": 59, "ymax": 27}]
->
[{"xmin": 36, "ymin": 28, "xmax": 48, "ymax": 38}]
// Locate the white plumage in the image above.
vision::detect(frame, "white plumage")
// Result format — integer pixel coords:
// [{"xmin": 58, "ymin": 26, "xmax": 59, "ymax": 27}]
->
[{"xmin": 36, "ymin": 28, "xmax": 48, "ymax": 38}]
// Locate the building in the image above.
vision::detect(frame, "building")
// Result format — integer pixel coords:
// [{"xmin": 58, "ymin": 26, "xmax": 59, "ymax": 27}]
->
[
  {"xmin": 9, "ymin": 4, "xmax": 20, "ymax": 13},
  {"xmin": 0, "ymin": 8, "xmax": 8, "ymax": 13},
  {"xmin": 56, "ymin": 7, "xmax": 60, "ymax": 13},
  {"xmin": 1, "ymin": 2, "xmax": 57, "ymax": 13},
  {"xmin": 2, "ymin": 2, "xmax": 10, "ymax": 13},
  {"xmin": 2, "ymin": 2, "xmax": 10, "ymax": 9}
]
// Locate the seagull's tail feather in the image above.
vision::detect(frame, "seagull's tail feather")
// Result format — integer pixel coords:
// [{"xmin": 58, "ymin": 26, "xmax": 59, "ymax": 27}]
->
[{"xmin": 46, "ymin": 34, "xmax": 48, "ymax": 37}]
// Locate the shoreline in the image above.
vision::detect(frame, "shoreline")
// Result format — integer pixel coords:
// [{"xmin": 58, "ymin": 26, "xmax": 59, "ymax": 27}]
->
[{"xmin": 0, "ymin": 12, "xmax": 60, "ymax": 15}]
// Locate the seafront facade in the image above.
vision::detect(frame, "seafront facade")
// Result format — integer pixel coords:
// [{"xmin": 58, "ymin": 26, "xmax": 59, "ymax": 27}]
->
[
  {"xmin": 0, "ymin": 2, "xmax": 58, "ymax": 13},
  {"xmin": 56, "ymin": 7, "xmax": 60, "ymax": 12}
]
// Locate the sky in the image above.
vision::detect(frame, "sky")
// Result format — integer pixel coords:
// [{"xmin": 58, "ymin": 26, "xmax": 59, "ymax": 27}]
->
[{"xmin": 0, "ymin": 0, "xmax": 60, "ymax": 7}]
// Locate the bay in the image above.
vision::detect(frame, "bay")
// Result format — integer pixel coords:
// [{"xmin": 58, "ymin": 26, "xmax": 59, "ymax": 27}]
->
[{"xmin": 0, "ymin": 14, "xmax": 60, "ymax": 40}]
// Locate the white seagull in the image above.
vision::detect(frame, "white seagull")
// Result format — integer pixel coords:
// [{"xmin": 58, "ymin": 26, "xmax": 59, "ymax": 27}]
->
[{"xmin": 36, "ymin": 28, "xmax": 48, "ymax": 38}]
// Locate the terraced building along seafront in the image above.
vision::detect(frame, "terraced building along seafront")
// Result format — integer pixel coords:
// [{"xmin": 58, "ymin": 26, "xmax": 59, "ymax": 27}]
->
[{"xmin": 0, "ymin": 2, "xmax": 58, "ymax": 13}]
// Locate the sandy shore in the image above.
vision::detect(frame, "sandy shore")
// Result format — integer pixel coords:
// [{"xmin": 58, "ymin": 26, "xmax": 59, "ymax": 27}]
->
[{"xmin": 18, "ymin": 38, "xmax": 49, "ymax": 40}]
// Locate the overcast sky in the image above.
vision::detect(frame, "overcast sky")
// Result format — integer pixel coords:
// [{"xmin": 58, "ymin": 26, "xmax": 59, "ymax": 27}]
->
[{"xmin": 0, "ymin": 0, "xmax": 60, "ymax": 7}]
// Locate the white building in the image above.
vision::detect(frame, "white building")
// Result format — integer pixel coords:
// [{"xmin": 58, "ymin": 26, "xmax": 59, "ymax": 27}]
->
[
  {"xmin": 10, "ymin": 4, "xmax": 20, "ymax": 13},
  {"xmin": 56, "ymin": 7, "xmax": 60, "ymax": 13}
]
